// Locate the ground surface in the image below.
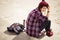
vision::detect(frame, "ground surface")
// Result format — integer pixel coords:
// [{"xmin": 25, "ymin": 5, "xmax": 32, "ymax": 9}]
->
[{"xmin": 0, "ymin": 0, "xmax": 60, "ymax": 40}]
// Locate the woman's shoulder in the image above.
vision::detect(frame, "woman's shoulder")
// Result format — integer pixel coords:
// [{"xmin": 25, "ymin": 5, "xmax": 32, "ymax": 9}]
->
[{"xmin": 29, "ymin": 8, "xmax": 39, "ymax": 15}]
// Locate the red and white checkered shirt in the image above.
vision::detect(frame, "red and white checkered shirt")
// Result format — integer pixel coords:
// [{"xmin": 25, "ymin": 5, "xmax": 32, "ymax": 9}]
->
[{"xmin": 26, "ymin": 8, "xmax": 48, "ymax": 38}]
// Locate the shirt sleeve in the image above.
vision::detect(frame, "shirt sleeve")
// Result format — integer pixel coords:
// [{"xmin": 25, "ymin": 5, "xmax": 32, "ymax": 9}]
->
[{"xmin": 38, "ymin": 13, "xmax": 48, "ymax": 22}]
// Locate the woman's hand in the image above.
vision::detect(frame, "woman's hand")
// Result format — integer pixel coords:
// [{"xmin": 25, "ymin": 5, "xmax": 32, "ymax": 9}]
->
[
  {"xmin": 47, "ymin": 6, "xmax": 50, "ymax": 13},
  {"xmin": 46, "ymin": 6, "xmax": 50, "ymax": 18}
]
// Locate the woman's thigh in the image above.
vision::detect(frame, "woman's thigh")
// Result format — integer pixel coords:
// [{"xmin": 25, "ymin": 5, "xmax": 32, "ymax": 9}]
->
[{"xmin": 40, "ymin": 20, "xmax": 51, "ymax": 31}]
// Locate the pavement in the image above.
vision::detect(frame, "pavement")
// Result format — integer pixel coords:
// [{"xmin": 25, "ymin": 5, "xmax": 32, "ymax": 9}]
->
[{"xmin": 0, "ymin": 0, "xmax": 60, "ymax": 40}]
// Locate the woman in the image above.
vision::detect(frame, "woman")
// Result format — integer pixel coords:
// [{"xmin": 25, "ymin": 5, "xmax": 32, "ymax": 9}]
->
[{"xmin": 26, "ymin": 0, "xmax": 53, "ymax": 38}]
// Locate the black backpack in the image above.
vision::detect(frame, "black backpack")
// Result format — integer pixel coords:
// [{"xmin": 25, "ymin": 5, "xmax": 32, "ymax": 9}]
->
[{"xmin": 7, "ymin": 23, "xmax": 25, "ymax": 34}]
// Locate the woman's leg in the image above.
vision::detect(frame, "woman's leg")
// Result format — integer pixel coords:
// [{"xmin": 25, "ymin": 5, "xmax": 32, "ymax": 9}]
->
[
  {"xmin": 45, "ymin": 20, "xmax": 53, "ymax": 37},
  {"xmin": 40, "ymin": 20, "xmax": 51, "ymax": 32},
  {"xmin": 40, "ymin": 20, "xmax": 53, "ymax": 37},
  {"xmin": 45, "ymin": 20, "xmax": 51, "ymax": 32}
]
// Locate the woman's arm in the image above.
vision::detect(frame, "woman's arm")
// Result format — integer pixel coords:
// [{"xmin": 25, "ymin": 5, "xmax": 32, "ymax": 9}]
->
[{"xmin": 46, "ymin": 6, "xmax": 50, "ymax": 18}]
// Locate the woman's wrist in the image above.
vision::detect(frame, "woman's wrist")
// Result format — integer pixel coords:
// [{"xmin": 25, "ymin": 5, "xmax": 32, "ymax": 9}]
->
[{"xmin": 47, "ymin": 11, "xmax": 50, "ymax": 13}]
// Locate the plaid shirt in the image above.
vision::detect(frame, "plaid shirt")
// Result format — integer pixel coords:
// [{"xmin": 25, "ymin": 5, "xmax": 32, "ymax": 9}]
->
[{"xmin": 26, "ymin": 8, "xmax": 48, "ymax": 38}]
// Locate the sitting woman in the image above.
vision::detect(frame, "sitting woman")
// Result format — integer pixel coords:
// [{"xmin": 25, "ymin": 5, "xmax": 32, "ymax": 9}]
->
[{"xmin": 26, "ymin": 0, "xmax": 53, "ymax": 38}]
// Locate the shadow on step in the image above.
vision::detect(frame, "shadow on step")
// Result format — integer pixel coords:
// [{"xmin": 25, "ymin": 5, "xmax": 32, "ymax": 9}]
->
[
  {"xmin": 12, "ymin": 32, "xmax": 46, "ymax": 40},
  {"xmin": 4, "ymin": 30, "xmax": 16, "ymax": 35}
]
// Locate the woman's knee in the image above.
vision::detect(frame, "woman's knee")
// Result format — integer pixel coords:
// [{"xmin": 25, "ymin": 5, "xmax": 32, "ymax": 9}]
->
[{"xmin": 48, "ymin": 20, "xmax": 51, "ymax": 24}]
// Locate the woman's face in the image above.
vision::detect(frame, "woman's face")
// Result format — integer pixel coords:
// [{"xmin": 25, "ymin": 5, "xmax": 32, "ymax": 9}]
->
[{"xmin": 41, "ymin": 6, "xmax": 47, "ymax": 12}]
